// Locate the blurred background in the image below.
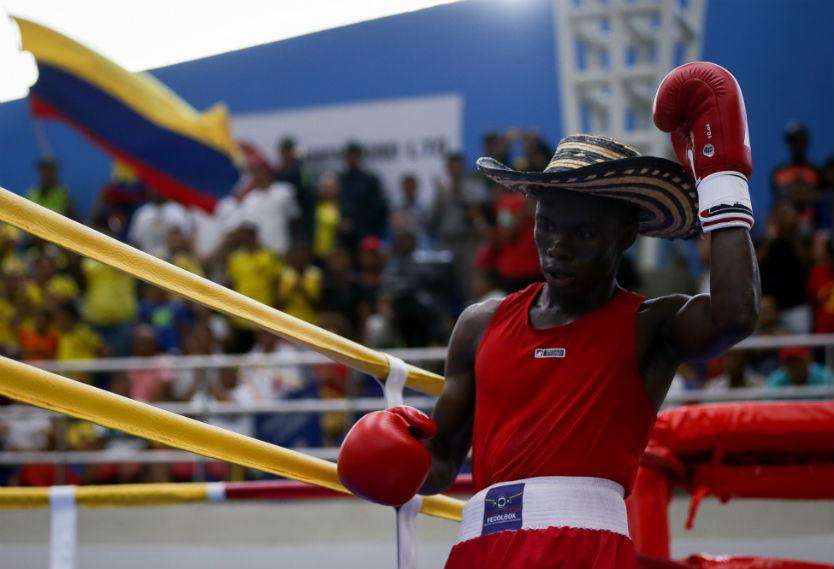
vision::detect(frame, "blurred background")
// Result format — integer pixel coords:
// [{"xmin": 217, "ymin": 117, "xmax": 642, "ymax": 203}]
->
[{"xmin": 0, "ymin": 0, "xmax": 832, "ymax": 566}]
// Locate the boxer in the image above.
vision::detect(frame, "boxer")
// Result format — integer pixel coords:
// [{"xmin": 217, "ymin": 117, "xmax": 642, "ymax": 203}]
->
[{"xmin": 339, "ymin": 62, "xmax": 761, "ymax": 568}]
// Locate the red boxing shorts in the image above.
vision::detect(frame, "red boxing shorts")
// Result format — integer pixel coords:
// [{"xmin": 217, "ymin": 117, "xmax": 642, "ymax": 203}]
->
[{"xmin": 444, "ymin": 476, "xmax": 637, "ymax": 569}]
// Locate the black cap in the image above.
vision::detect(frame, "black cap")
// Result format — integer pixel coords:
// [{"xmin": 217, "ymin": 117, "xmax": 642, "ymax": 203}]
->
[
  {"xmin": 278, "ymin": 136, "xmax": 296, "ymax": 150},
  {"xmin": 344, "ymin": 140, "xmax": 363, "ymax": 154},
  {"xmin": 784, "ymin": 121, "xmax": 809, "ymax": 143},
  {"xmin": 36, "ymin": 157, "xmax": 58, "ymax": 170},
  {"xmin": 237, "ymin": 221, "xmax": 259, "ymax": 232}
]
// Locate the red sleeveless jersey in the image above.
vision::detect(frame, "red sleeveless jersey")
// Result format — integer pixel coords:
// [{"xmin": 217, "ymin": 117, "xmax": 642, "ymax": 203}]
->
[{"xmin": 471, "ymin": 282, "xmax": 656, "ymax": 494}]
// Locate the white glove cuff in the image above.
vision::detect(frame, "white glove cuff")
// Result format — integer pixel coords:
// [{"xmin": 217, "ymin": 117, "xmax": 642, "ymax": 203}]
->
[{"xmin": 697, "ymin": 171, "xmax": 754, "ymax": 232}]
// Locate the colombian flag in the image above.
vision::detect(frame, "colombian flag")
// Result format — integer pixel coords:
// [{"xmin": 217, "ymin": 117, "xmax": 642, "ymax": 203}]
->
[{"xmin": 14, "ymin": 17, "xmax": 241, "ymax": 212}]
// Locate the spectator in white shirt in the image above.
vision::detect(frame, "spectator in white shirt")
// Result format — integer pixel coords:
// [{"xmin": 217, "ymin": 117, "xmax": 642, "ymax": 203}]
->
[
  {"xmin": 190, "ymin": 187, "xmax": 248, "ymax": 262},
  {"xmin": 190, "ymin": 368, "xmax": 256, "ymax": 437},
  {"xmin": 239, "ymin": 330, "xmax": 306, "ymax": 400},
  {"xmin": 194, "ymin": 143, "xmax": 298, "ymax": 261},
  {"xmin": 0, "ymin": 406, "xmax": 55, "ymax": 451},
  {"xmin": 236, "ymin": 164, "xmax": 299, "ymax": 256},
  {"xmin": 128, "ymin": 190, "xmax": 192, "ymax": 258}
]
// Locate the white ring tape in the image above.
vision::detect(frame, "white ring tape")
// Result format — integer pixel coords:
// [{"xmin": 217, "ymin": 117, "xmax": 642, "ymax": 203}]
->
[
  {"xmin": 382, "ymin": 354, "xmax": 409, "ymax": 409},
  {"xmin": 49, "ymin": 486, "xmax": 77, "ymax": 569}
]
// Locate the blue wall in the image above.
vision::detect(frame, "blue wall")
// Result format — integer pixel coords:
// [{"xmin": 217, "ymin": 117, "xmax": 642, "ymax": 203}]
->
[
  {"xmin": 0, "ymin": 0, "xmax": 831, "ymax": 220},
  {"xmin": 702, "ymin": 0, "xmax": 834, "ymax": 215}
]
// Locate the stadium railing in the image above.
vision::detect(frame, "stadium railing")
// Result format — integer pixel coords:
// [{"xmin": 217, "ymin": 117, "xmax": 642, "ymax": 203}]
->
[{"xmin": 1, "ymin": 336, "xmax": 832, "ymax": 481}]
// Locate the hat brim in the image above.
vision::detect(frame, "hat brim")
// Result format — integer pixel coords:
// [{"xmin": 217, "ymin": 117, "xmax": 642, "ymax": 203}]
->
[{"xmin": 477, "ymin": 155, "xmax": 699, "ymax": 240}]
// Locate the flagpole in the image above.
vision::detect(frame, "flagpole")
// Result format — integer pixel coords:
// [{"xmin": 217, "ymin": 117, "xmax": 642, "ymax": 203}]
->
[{"xmin": 30, "ymin": 115, "xmax": 54, "ymax": 158}]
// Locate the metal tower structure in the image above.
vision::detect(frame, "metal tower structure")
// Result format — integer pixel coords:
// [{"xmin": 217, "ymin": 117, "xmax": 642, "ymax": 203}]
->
[{"xmin": 553, "ymin": 0, "xmax": 707, "ymax": 268}]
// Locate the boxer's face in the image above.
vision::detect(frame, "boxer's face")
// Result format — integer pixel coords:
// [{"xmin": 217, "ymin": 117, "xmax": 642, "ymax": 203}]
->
[{"xmin": 533, "ymin": 191, "xmax": 637, "ymax": 295}]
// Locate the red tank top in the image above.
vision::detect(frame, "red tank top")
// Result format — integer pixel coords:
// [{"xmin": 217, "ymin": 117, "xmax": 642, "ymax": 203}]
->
[{"xmin": 472, "ymin": 283, "xmax": 656, "ymax": 494}]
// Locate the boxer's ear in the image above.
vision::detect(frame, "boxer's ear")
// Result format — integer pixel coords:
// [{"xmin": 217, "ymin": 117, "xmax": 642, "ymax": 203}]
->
[
  {"xmin": 620, "ymin": 222, "xmax": 638, "ymax": 252},
  {"xmin": 616, "ymin": 205, "xmax": 639, "ymax": 252}
]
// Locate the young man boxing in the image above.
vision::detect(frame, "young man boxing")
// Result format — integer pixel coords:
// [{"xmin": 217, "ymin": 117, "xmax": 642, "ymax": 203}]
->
[{"xmin": 338, "ymin": 62, "xmax": 761, "ymax": 568}]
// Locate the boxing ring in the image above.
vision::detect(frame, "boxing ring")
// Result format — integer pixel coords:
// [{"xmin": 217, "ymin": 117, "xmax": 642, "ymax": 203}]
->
[
  {"xmin": 628, "ymin": 402, "xmax": 834, "ymax": 567},
  {"xmin": 0, "ymin": 186, "xmax": 831, "ymax": 568},
  {"xmin": 1, "ymin": 407, "xmax": 832, "ymax": 568}
]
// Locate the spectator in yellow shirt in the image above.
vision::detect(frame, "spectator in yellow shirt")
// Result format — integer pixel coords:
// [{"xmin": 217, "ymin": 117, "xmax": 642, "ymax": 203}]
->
[
  {"xmin": 0, "ymin": 294, "xmax": 18, "ymax": 356},
  {"xmin": 0, "ymin": 234, "xmax": 23, "ymax": 356},
  {"xmin": 226, "ymin": 224, "xmax": 281, "ymax": 351},
  {"xmin": 27, "ymin": 158, "xmax": 77, "ymax": 219},
  {"xmin": 2, "ymin": 262, "xmax": 39, "ymax": 331},
  {"xmin": 277, "ymin": 242, "xmax": 322, "ymax": 324},
  {"xmin": 313, "ymin": 172, "xmax": 341, "ymax": 261},
  {"xmin": 29, "ymin": 256, "xmax": 80, "ymax": 306},
  {"xmin": 82, "ymin": 260, "xmax": 138, "ymax": 328},
  {"xmin": 0, "ymin": 224, "xmax": 23, "ymax": 271},
  {"xmin": 167, "ymin": 227, "xmax": 204, "ymax": 277},
  {"xmin": 81, "ymin": 223, "xmax": 138, "ymax": 356},
  {"xmin": 55, "ymin": 302, "xmax": 105, "ymax": 382}
]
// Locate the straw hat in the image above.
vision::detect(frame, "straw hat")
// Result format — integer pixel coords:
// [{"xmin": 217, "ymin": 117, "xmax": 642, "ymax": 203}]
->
[{"xmin": 477, "ymin": 134, "xmax": 699, "ymax": 239}]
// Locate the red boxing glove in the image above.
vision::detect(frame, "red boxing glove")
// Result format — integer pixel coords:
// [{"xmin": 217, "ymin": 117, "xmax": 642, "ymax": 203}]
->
[
  {"xmin": 653, "ymin": 61, "xmax": 754, "ymax": 232},
  {"xmin": 337, "ymin": 405, "xmax": 437, "ymax": 507}
]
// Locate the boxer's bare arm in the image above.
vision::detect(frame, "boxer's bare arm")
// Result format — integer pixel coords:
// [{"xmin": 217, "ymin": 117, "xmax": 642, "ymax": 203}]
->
[
  {"xmin": 638, "ymin": 227, "xmax": 760, "ymax": 407},
  {"xmin": 419, "ymin": 298, "xmax": 501, "ymax": 495}
]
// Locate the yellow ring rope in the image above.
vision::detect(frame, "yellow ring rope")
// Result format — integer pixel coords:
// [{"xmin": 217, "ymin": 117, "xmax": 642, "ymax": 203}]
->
[
  {"xmin": 0, "ymin": 356, "xmax": 463, "ymax": 521},
  {"xmin": 0, "ymin": 483, "xmax": 208, "ymax": 509}
]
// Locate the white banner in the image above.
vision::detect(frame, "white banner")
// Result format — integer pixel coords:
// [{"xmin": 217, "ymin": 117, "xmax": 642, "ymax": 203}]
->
[{"xmin": 233, "ymin": 93, "xmax": 463, "ymax": 208}]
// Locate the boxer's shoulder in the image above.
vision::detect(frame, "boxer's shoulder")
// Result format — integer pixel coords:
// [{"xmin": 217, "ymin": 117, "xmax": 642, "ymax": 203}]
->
[
  {"xmin": 636, "ymin": 293, "xmax": 692, "ymax": 320},
  {"xmin": 459, "ymin": 296, "xmax": 504, "ymax": 336},
  {"xmin": 464, "ymin": 296, "xmax": 505, "ymax": 319},
  {"xmin": 635, "ymin": 294, "xmax": 696, "ymax": 360},
  {"xmin": 452, "ymin": 297, "xmax": 504, "ymax": 358}
]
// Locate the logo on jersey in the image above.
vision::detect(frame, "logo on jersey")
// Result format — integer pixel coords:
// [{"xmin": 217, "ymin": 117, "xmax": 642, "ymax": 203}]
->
[
  {"xmin": 534, "ymin": 347, "xmax": 566, "ymax": 358},
  {"xmin": 482, "ymin": 483, "xmax": 525, "ymax": 535}
]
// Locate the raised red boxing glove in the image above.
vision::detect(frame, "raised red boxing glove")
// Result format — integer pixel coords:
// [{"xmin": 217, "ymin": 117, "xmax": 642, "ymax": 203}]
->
[
  {"xmin": 653, "ymin": 61, "xmax": 754, "ymax": 232},
  {"xmin": 337, "ymin": 405, "xmax": 437, "ymax": 507}
]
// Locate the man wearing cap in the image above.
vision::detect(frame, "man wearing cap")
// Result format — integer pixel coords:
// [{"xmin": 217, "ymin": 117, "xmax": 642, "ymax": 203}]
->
[
  {"xmin": 28, "ymin": 158, "xmax": 76, "ymax": 219},
  {"xmin": 768, "ymin": 347, "xmax": 833, "ymax": 388},
  {"xmin": 339, "ymin": 62, "xmax": 761, "ymax": 568},
  {"xmin": 772, "ymin": 122, "xmax": 820, "ymax": 204}
]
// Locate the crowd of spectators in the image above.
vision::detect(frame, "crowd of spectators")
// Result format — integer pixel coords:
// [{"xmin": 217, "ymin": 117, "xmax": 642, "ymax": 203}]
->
[
  {"xmin": 669, "ymin": 122, "xmax": 834, "ymax": 396},
  {"xmin": 0, "ymin": 124, "xmax": 832, "ymax": 485}
]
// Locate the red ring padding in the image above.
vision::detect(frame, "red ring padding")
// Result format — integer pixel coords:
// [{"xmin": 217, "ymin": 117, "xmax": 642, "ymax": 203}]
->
[
  {"xmin": 637, "ymin": 554, "xmax": 833, "ymax": 569},
  {"xmin": 646, "ymin": 402, "xmax": 834, "ymax": 462},
  {"xmin": 628, "ymin": 402, "xmax": 834, "ymax": 560},
  {"xmin": 677, "ymin": 555, "xmax": 833, "ymax": 569}
]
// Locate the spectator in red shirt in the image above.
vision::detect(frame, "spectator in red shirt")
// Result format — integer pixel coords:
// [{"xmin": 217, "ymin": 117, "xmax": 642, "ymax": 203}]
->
[
  {"xmin": 18, "ymin": 308, "xmax": 58, "ymax": 361},
  {"xmin": 477, "ymin": 193, "xmax": 541, "ymax": 292},
  {"xmin": 807, "ymin": 232, "xmax": 834, "ymax": 332},
  {"xmin": 91, "ymin": 162, "xmax": 148, "ymax": 241},
  {"xmin": 16, "ymin": 464, "xmax": 80, "ymax": 487},
  {"xmin": 357, "ymin": 236, "xmax": 386, "ymax": 323},
  {"xmin": 314, "ymin": 312, "xmax": 354, "ymax": 445}
]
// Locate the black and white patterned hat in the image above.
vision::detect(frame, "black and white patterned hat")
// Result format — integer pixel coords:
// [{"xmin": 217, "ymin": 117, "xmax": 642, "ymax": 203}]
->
[{"xmin": 477, "ymin": 134, "xmax": 699, "ymax": 240}]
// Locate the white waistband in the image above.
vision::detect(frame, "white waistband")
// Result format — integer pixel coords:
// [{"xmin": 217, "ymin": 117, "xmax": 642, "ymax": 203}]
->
[{"xmin": 457, "ymin": 476, "xmax": 629, "ymax": 544}]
